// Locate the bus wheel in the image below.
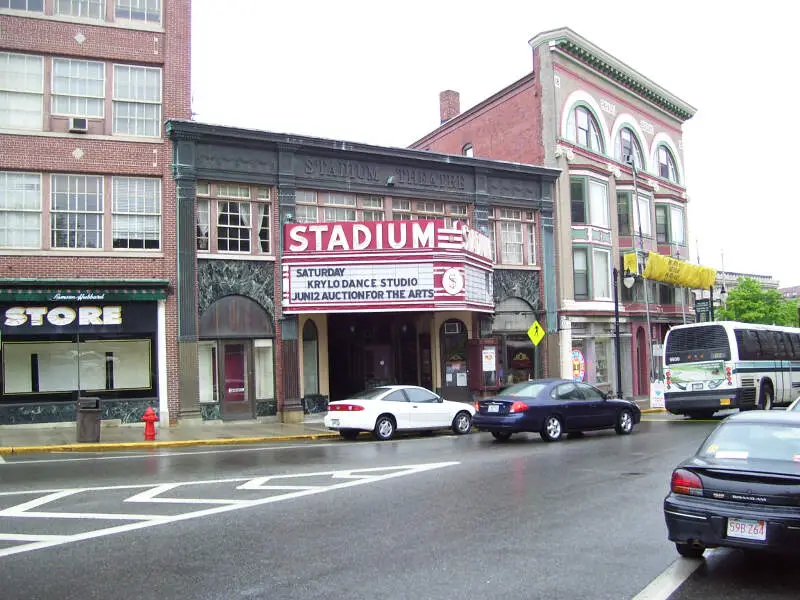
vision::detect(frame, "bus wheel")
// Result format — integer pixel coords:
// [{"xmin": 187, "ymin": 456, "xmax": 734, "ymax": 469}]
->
[{"xmin": 759, "ymin": 385, "xmax": 773, "ymax": 411}]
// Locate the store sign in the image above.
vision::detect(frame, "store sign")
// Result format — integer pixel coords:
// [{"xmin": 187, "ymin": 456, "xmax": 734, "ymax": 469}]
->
[{"xmin": 4, "ymin": 306, "xmax": 122, "ymax": 327}]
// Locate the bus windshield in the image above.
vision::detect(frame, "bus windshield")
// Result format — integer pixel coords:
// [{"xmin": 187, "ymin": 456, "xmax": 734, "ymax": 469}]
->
[{"xmin": 665, "ymin": 324, "xmax": 731, "ymax": 365}]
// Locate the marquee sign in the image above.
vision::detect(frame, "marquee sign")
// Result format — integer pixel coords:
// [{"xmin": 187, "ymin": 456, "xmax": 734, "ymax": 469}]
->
[{"xmin": 282, "ymin": 220, "xmax": 494, "ymax": 314}]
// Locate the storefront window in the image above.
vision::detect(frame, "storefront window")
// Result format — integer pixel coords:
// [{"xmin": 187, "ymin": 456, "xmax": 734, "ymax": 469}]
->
[
  {"xmin": 302, "ymin": 320, "xmax": 318, "ymax": 396},
  {"xmin": 254, "ymin": 339, "xmax": 275, "ymax": 400},
  {"xmin": 595, "ymin": 339, "xmax": 610, "ymax": 385},
  {"xmin": 198, "ymin": 342, "xmax": 218, "ymax": 403}
]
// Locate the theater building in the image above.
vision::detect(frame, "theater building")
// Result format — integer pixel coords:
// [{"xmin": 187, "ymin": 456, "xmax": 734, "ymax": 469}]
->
[{"xmin": 167, "ymin": 120, "xmax": 559, "ymax": 422}]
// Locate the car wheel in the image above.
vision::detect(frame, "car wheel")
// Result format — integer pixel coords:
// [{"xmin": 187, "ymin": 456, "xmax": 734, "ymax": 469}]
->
[
  {"xmin": 372, "ymin": 415, "xmax": 396, "ymax": 441},
  {"xmin": 491, "ymin": 432, "xmax": 512, "ymax": 442},
  {"xmin": 759, "ymin": 384, "xmax": 773, "ymax": 411},
  {"xmin": 675, "ymin": 542, "xmax": 705, "ymax": 559},
  {"xmin": 615, "ymin": 409, "xmax": 634, "ymax": 435},
  {"xmin": 451, "ymin": 411, "xmax": 472, "ymax": 435},
  {"xmin": 540, "ymin": 415, "xmax": 563, "ymax": 442},
  {"xmin": 339, "ymin": 430, "xmax": 359, "ymax": 441}
]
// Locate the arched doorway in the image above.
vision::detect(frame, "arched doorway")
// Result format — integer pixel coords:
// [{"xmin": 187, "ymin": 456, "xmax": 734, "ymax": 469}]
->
[
  {"xmin": 440, "ymin": 318, "xmax": 469, "ymax": 402},
  {"xmin": 636, "ymin": 326, "xmax": 649, "ymax": 397},
  {"xmin": 198, "ymin": 295, "xmax": 274, "ymax": 420}
]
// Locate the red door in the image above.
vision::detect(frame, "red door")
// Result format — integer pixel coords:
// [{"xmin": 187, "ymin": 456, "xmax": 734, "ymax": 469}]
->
[{"xmin": 221, "ymin": 343, "xmax": 251, "ymax": 420}]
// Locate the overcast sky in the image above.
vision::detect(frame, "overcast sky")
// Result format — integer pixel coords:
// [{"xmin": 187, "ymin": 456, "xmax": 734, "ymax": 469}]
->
[{"xmin": 192, "ymin": 0, "xmax": 799, "ymax": 288}]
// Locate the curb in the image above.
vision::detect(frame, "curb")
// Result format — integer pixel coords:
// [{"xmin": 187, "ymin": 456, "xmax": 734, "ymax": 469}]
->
[
  {"xmin": 641, "ymin": 408, "xmax": 667, "ymax": 414},
  {"xmin": 0, "ymin": 432, "xmax": 341, "ymax": 455}
]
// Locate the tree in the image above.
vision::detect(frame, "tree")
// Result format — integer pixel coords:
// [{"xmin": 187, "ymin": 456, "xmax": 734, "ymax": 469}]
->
[{"xmin": 717, "ymin": 277, "xmax": 799, "ymax": 326}]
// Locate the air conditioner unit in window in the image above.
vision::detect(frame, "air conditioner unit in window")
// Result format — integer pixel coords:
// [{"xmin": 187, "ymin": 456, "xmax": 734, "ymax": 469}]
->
[
  {"xmin": 69, "ymin": 117, "xmax": 89, "ymax": 133},
  {"xmin": 444, "ymin": 322, "xmax": 461, "ymax": 335}
]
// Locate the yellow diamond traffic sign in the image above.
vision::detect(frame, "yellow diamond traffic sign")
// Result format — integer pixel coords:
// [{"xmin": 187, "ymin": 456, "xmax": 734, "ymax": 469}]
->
[{"xmin": 527, "ymin": 320, "xmax": 545, "ymax": 346}]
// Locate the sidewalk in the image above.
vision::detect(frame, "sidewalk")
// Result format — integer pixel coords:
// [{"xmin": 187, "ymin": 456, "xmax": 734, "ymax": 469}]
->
[
  {"xmin": 0, "ymin": 416, "xmax": 339, "ymax": 455},
  {"xmin": 0, "ymin": 398, "xmax": 663, "ymax": 456}
]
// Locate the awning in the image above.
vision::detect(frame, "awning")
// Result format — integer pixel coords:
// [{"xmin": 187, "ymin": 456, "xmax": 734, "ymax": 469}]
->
[{"xmin": 0, "ymin": 279, "xmax": 170, "ymax": 302}]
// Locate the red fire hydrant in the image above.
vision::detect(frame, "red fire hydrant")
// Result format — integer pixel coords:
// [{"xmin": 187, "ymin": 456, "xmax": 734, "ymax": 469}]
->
[{"xmin": 141, "ymin": 406, "xmax": 159, "ymax": 441}]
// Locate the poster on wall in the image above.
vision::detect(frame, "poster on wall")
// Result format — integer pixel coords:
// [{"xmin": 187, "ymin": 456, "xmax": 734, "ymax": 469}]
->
[
  {"xmin": 571, "ymin": 349, "xmax": 585, "ymax": 382},
  {"xmin": 481, "ymin": 347, "xmax": 496, "ymax": 372}
]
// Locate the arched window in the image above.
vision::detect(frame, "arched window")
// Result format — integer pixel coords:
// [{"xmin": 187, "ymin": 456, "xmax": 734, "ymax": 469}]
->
[
  {"xmin": 615, "ymin": 127, "xmax": 644, "ymax": 170},
  {"xmin": 566, "ymin": 105, "xmax": 604, "ymax": 152},
  {"xmin": 302, "ymin": 319, "xmax": 319, "ymax": 396},
  {"xmin": 657, "ymin": 146, "xmax": 679, "ymax": 183},
  {"xmin": 462, "ymin": 143, "xmax": 474, "ymax": 157}
]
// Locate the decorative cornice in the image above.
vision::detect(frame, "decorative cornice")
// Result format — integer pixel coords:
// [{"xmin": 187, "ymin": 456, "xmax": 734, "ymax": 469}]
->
[{"xmin": 529, "ymin": 28, "xmax": 696, "ymax": 122}]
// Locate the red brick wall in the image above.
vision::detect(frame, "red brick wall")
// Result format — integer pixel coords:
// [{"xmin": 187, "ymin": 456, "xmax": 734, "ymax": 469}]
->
[
  {"xmin": 1, "ymin": 0, "xmax": 192, "ymax": 421},
  {"xmin": 411, "ymin": 74, "xmax": 544, "ymax": 166}
]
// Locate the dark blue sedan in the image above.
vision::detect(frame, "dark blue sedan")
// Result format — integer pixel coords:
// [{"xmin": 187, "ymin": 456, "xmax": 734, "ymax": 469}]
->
[{"xmin": 473, "ymin": 379, "xmax": 641, "ymax": 442}]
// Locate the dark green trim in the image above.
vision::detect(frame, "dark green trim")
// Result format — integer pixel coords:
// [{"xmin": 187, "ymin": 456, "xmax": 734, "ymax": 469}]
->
[
  {"xmin": 0, "ymin": 279, "xmax": 169, "ymax": 302},
  {"xmin": 555, "ymin": 40, "xmax": 694, "ymax": 121}
]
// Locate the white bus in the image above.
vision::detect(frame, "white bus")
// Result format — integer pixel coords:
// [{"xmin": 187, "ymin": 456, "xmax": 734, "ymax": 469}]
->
[{"xmin": 663, "ymin": 321, "xmax": 800, "ymax": 419}]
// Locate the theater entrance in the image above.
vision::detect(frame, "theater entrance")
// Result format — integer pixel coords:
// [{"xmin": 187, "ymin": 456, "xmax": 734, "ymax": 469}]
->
[{"xmin": 327, "ymin": 313, "xmax": 427, "ymax": 401}]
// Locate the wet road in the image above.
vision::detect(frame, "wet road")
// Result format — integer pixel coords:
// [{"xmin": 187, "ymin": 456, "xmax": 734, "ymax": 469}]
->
[{"xmin": 0, "ymin": 416, "xmax": 798, "ymax": 600}]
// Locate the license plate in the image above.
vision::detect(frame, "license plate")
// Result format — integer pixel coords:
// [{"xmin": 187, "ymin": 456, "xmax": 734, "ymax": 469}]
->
[
  {"xmin": 330, "ymin": 419, "xmax": 339, "ymax": 427},
  {"xmin": 488, "ymin": 405, "xmax": 499, "ymax": 413},
  {"xmin": 720, "ymin": 398, "xmax": 731, "ymax": 406},
  {"xmin": 692, "ymin": 383, "xmax": 703, "ymax": 390},
  {"xmin": 727, "ymin": 517, "xmax": 766, "ymax": 541}
]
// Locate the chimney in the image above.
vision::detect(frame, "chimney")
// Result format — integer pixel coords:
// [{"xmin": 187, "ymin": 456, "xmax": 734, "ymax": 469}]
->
[{"xmin": 439, "ymin": 90, "xmax": 460, "ymax": 124}]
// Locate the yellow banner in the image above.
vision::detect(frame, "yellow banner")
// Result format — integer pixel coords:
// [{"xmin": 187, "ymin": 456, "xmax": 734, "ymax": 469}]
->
[
  {"xmin": 623, "ymin": 252, "xmax": 639, "ymax": 275},
  {"xmin": 642, "ymin": 251, "xmax": 716, "ymax": 289}
]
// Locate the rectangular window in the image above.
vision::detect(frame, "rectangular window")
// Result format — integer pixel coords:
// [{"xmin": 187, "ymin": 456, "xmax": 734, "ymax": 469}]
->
[
  {"xmin": 416, "ymin": 200, "xmax": 443, "ymax": 216},
  {"xmin": 392, "ymin": 198, "xmax": 411, "ymax": 220},
  {"xmin": 50, "ymin": 174, "xmax": 103, "ymax": 249},
  {"xmin": 217, "ymin": 200, "xmax": 250, "ymax": 252},
  {"xmin": 0, "ymin": 0, "xmax": 43, "ymax": 10},
  {"xmin": 323, "ymin": 192, "xmax": 355, "ymax": 207},
  {"xmin": 500, "ymin": 221, "xmax": 523, "ymax": 265},
  {"xmin": 616, "ymin": 191, "xmax": 632, "ymax": 235},
  {"xmin": 363, "ymin": 210, "xmax": 384, "ymax": 221},
  {"xmin": 217, "ymin": 183, "xmax": 250, "ymax": 199},
  {"xmin": 655, "ymin": 205, "xmax": 668, "ymax": 243},
  {"xmin": 295, "ymin": 204, "xmax": 318, "ymax": 224},
  {"xmin": 570, "ymin": 178, "xmax": 586, "ymax": 224},
  {"xmin": 196, "ymin": 181, "xmax": 210, "ymax": 196},
  {"xmin": 52, "ymin": 58, "xmax": 105, "ymax": 118},
  {"xmin": 588, "ymin": 180, "xmax": 609, "ymax": 228},
  {"xmin": 670, "ymin": 206, "xmax": 685, "ymax": 244},
  {"xmin": 323, "ymin": 207, "xmax": 356, "ymax": 221},
  {"xmin": 636, "ymin": 195, "xmax": 652, "ymax": 237},
  {"xmin": 659, "ymin": 284, "xmax": 675, "ymax": 305},
  {"xmin": 592, "ymin": 248, "xmax": 611, "ymax": 300},
  {"xmin": 0, "ymin": 171, "xmax": 41, "ymax": 248},
  {"xmin": 527, "ymin": 223, "xmax": 536, "ymax": 265},
  {"xmin": 256, "ymin": 202, "xmax": 270, "ymax": 253},
  {"xmin": 112, "ymin": 64, "xmax": 162, "ymax": 137},
  {"xmin": 112, "ymin": 177, "xmax": 160, "ymax": 249},
  {"xmin": 55, "ymin": 0, "xmax": 105, "ymax": 19},
  {"xmin": 595, "ymin": 339, "xmax": 610, "ymax": 384},
  {"xmin": 295, "ymin": 190, "xmax": 316, "ymax": 204},
  {"xmin": 488, "ymin": 223, "xmax": 496, "ymax": 262},
  {"xmin": 573, "ymin": 248, "xmax": 589, "ymax": 300},
  {"xmin": 0, "ymin": 52, "xmax": 44, "ymax": 130},
  {"xmin": 359, "ymin": 195, "xmax": 383, "ymax": 209},
  {"xmin": 115, "ymin": 0, "xmax": 160, "ymax": 23},
  {"xmin": 197, "ymin": 199, "xmax": 209, "ymax": 251}
]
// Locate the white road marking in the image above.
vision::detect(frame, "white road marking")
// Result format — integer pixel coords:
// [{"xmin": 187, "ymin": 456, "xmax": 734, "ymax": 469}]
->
[
  {"xmin": 631, "ymin": 554, "xmax": 711, "ymax": 600},
  {"xmin": 0, "ymin": 534, "xmax": 68, "ymax": 542},
  {"xmin": 0, "ymin": 442, "xmax": 342, "ymax": 465},
  {"xmin": 126, "ymin": 483, "xmax": 244, "ymax": 505},
  {"xmin": 0, "ymin": 454, "xmax": 5, "ymax": 463},
  {"xmin": 0, "ymin": 461, "xmax": 459, "ymax": 559}
]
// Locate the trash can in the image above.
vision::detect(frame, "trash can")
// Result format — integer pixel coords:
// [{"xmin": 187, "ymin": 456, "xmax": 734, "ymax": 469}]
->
[{"xmin": 76, "ymin": 397, "xmax": 101, "ymax": 443}]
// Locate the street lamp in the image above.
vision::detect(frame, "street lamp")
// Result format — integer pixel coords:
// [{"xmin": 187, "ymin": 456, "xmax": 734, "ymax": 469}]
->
[{"xmin": 612, "ymin": 266, "xmax": 623, "ymax": 398}]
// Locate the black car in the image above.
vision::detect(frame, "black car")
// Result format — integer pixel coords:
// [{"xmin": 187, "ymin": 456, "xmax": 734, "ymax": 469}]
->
[
  {"xmin": 472, "ymin": 379, "xmax": 641, "ymax": 442},
  {"xmin": 664, "ymin": 411, "xmax": 800, "ymax": 558}
]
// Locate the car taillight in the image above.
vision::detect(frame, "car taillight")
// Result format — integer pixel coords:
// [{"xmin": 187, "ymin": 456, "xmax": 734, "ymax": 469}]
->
[
  {"xmin": 509, "ymin": 401, "xmax": 528, "ymax": 413},
  {"xmin": 329, "ymin": 404, "xmax": 364, "ymax": 412},
  {"xmin": 671, "ymin": 468, "xmax": 703, "ymax": 496},
  {"xmin": 474, "ymin": 401, "xmax": 481, "ymax": 412},
  {"xmin": 726, "ymin": 366, "xmax": 732, "ymax": 385}
]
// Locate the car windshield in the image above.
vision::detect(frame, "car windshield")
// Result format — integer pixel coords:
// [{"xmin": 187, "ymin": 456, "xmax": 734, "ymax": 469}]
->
[
  {"xmin": 698, "ymin": 422, "xmax": 800, "ymax": 462},
  {"xmin": 346, "ymin": 387, "xmax": 394, "ymax": 401},
  {"xmin": 499, "ymin": 382, "xmax": 548, "ymax": 398}
]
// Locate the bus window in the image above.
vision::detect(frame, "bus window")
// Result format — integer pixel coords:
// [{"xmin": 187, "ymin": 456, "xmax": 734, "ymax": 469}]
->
[
  {"xmin": 736, "ymin": 329, "xmax": 761, "ymax": 361},
  {"xmin": 776, "ymin": 333, "xmax": 789, "ymax": 359},
  {"xmin": 757, "ymin": 331, "xmax": 778, "ymax": 360}
]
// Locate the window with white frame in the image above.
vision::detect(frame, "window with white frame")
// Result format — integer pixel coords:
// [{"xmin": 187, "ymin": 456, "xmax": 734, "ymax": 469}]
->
[
  {"xmin": 55, "ymin": 0, "xmax": 105, "ymax": 19},
  {"xmin": 112, "ymin": 64, "xmax": 162, "ymax": 137},
  {"xmin": 0, "ymin": 171, "xmax": 41, "ymax": 249},
  {"xmin": 500, "ymin": 221, "xmax": 523, "ymax": 265},
  {"xmin": 115, "ymin": 0, "xmax": 160, "ymax": 23},
  {"xmin": 392, "ymin": 198, "xmax": 412, "ymax": 221},
  {"xmin": 566, "ymin": 105, "xmax": 604, "ymax": 152},
  {"xmin": 50, "ymin": 174, "xmax": 103, "ymax": 249},
  {"xmin": 0, "ymin": 0, "xmax": 43, "ymax": 10},
  {"xmin": 196, "ymin": 182, "xmax": 271, "ymax": 255},
  {"xmin": 655, "ymin": 205, "xmax": 668, "ymax": 243},
  {"xmin": 570, "ymin": 177, "xmax": 609, "ymax": 228},
  {"xmin": 615, "ymin": 127, "xmax": 644, "ymax": 169},
  {"xmin": 527, "ymin": 222, "xmax": 536, "ymax": 265},
  {"xmin": 635, "ymin": 194, "xmax": 652, "ymax": 237},
  {"xmin": 359, "ymin": 195, "xmax": 384, "ymax": 221},
  {"xmin": 670, "ymin": 206, "xmax": 685, "ymax": 245},
  {"xmin": 446, "ymin": 203, "xmax": 468, "ymax": 228},
  {"xmin": 295, "ymin": 190, "xmax": 318, "ymax": 223},
  {"xmin": 657, "ymin": 146, "xmax": 679, "ymax": 183},
  {"xmin": 322, "ymin": 193, "xmax": 356, "ymax": 221},
  {"xmin": 462, "ymin": 144, "xmax": 474, "ymax": 157},
  {"xmin": 112, "ymin": 177, "xmax": 160, "ymax": 249},
  {"xmin": 416, "ymin": 200, "xmax": 444, "ymax": 219},
  {"xmin": 489, "ymin": 208, "xmax": 535, "ymax": 266},
  {"xmin": 573, "ymin": 248, "xmax": 588, "ymax": 300},
  {"xmin": 52, "ymin": 58, "xmax": 105, "ymax": 118},
  {"xmin": 0, "ymin": 52, "xmax": 43, "ymax": 130},
  {"xmin": 592, "ymin": 248, "xmax": 611, "ymax": 299}
]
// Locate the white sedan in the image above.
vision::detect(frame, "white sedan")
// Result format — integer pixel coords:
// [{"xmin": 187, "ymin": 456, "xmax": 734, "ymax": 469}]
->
[
  {"xmin": 324, "ymin": 385, "xmax": 475, "ymax": 441},
  {"xmin": 788, "ymin": 397, "xmax": 800, "ymax": 411}
]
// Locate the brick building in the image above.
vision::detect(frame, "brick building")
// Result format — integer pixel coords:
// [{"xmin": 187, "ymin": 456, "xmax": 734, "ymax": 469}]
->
[
  {"xmin": 0, "ymin": 1, "xmax": 191, "ymax": 426},
  {"xmin": 411, "ymin": 27, "xmax": 697, "ymax": 397}
]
